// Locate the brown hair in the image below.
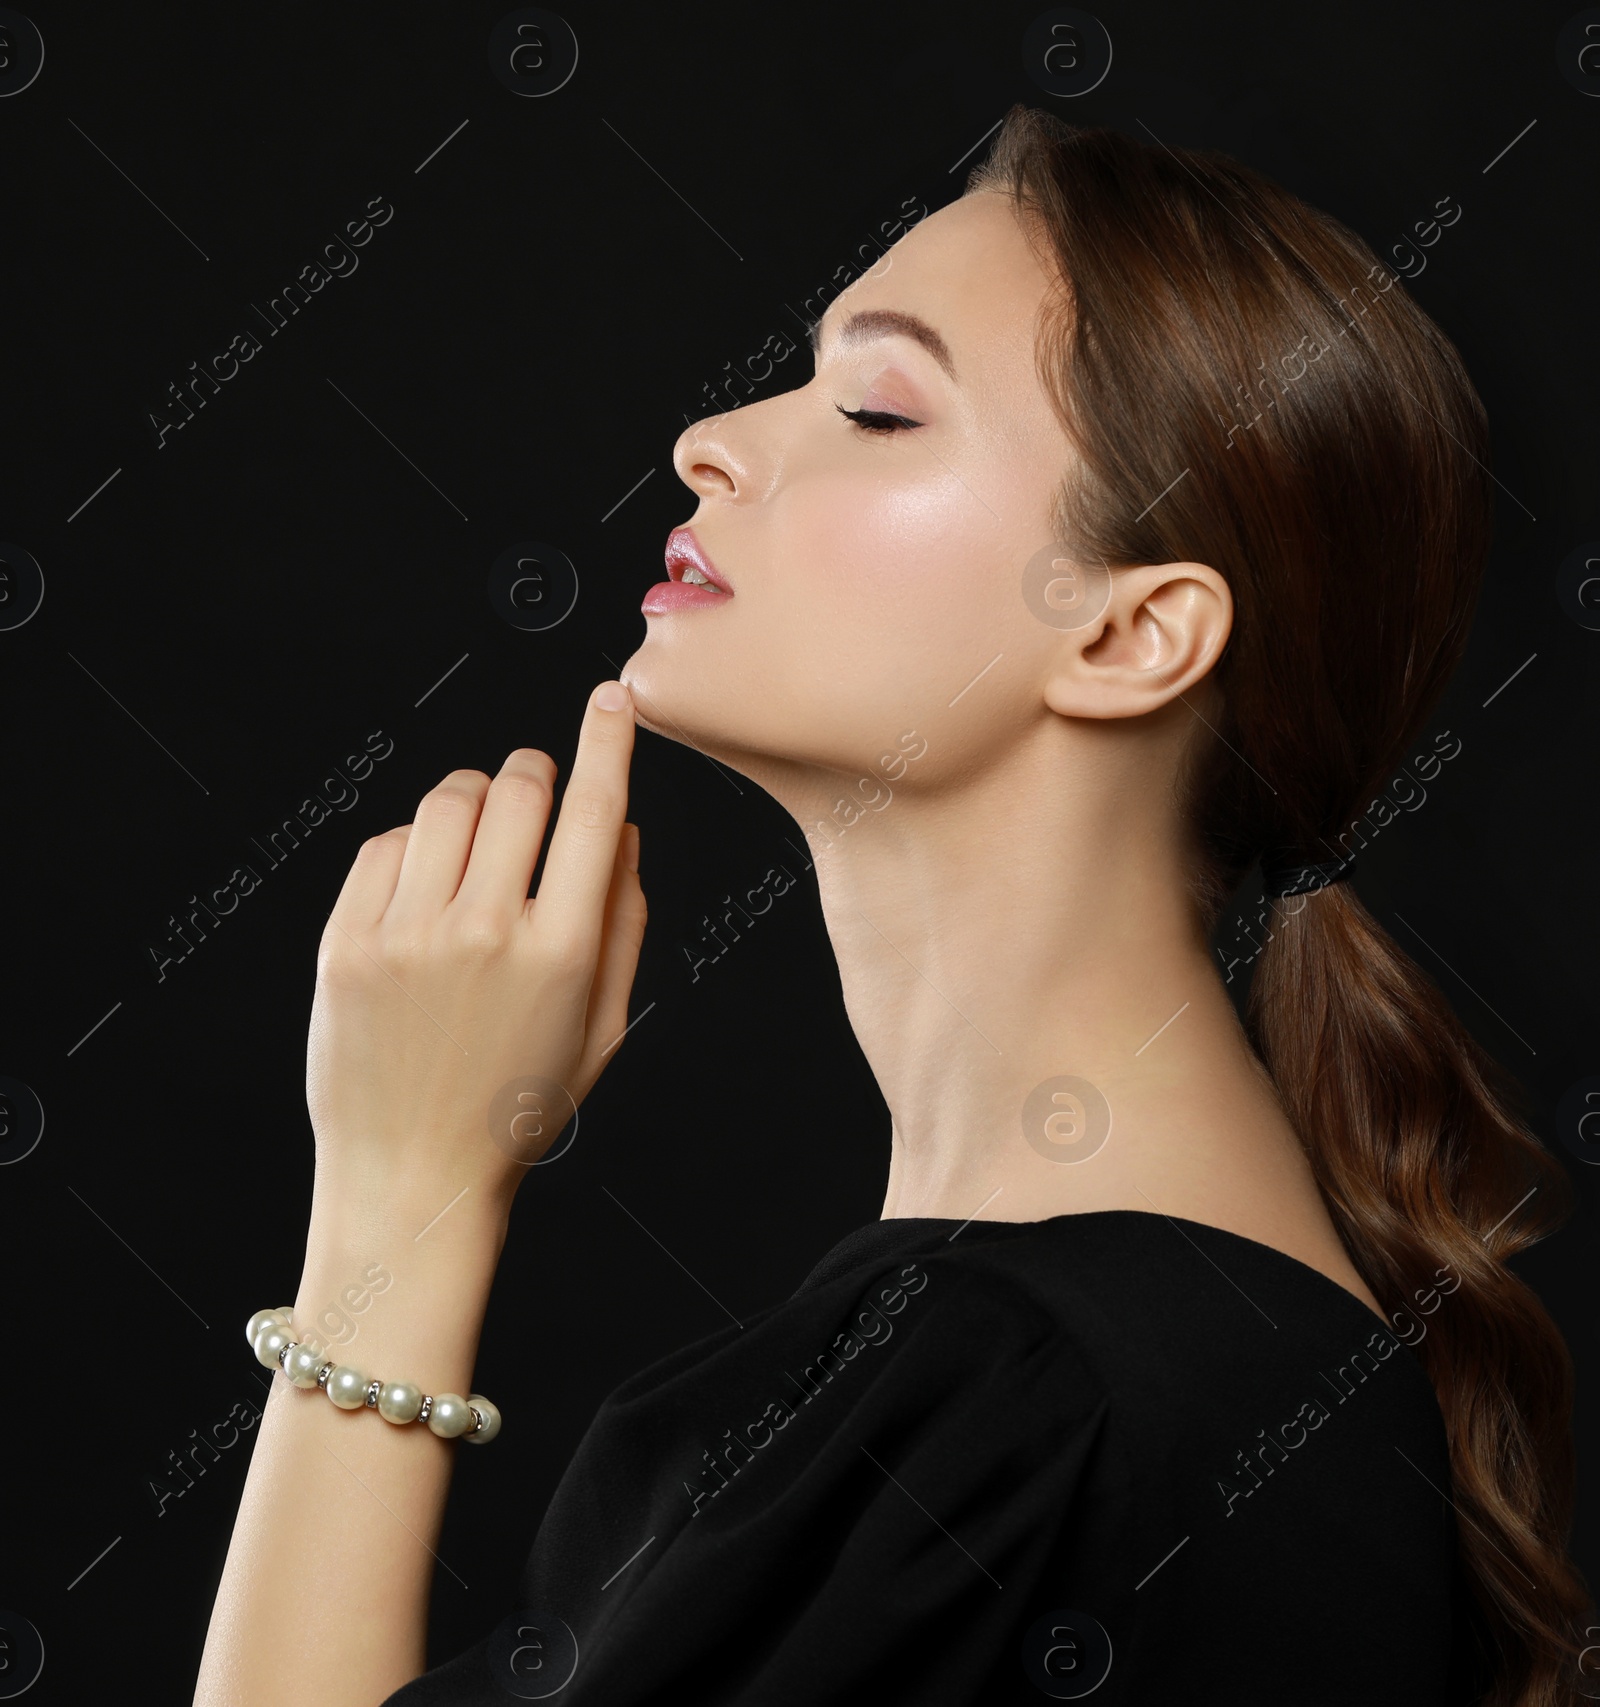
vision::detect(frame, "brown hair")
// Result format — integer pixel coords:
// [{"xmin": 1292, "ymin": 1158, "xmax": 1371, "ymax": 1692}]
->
[{"xmin": 967, "ymin": 106, "xmax": 1587, "ymax": 1704}]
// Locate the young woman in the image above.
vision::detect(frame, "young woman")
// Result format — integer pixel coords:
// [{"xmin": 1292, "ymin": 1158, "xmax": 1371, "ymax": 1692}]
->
[{"xmin": 194, "ymin": 107, "xmax": 1589, "ymax": 1706}]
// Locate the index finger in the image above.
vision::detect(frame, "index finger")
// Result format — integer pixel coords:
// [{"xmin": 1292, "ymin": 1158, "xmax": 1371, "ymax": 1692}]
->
[{"xmin": 529, "ymin": 680, "xmax": 636, "ymax": 969}]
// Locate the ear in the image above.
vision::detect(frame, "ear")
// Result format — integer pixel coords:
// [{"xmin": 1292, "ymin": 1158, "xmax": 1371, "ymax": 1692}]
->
[{"xmin": 1042, "ymin": 560, "xmax": 1232, "ymax": 720}]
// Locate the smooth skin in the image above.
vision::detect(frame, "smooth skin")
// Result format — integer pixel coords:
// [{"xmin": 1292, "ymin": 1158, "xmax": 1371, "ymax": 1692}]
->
[
  {"xmin": 197, "ymin": 185, "xmax": 1383, "ymax": 1707},
  {"xmin": 621, "ymin": 190, "xmax": 1382, "ymax": 1316},
  {"xmin": 193, "ymin": 680, "xmax": 645, "ymax": 1707}
]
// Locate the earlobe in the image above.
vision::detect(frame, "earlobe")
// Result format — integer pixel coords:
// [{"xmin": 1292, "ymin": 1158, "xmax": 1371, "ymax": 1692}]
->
[{"xmin": 1042, "ymin": 561, "xmax": 1231, "ymax": 720}]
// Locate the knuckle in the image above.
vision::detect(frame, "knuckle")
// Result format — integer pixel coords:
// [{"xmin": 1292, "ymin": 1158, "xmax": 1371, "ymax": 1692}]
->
[
  {"xmin": 539, "ymin": 928, "xmax": 592, "ymax": 979},
  {"xmin": 566, "ymin": 788, "xmax": 621, "ymax": 836},
  {"xmin": 373, "ymin": 925, "xmax": 428, "ymax": 971},
  {"xmin": 449, "ymin": 907, "xmax": 511, "ymax": 958},
  {"xmin": 317, "ymin": 927, "xmax": 377, "ymax": 989},
  {"xmin": 357, "ymin": 827, "xmax": 405, "ymax": 858},
  {"xmin": 316, "ymin": 931, "xmax": 354, "ymax": 980},
  {"xmin": 422, "ymin": 783, "xmax": 483, "ymax": 818},
  {"xmin": 504, "ymin": 748, "xmax": 557, "ymax": 781},
  {"xmin": 495, "ymin": 768, "xmax": 553, "ymax": 811}
]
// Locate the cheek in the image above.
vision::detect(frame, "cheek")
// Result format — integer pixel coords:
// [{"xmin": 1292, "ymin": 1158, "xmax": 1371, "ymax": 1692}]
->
[{"xmin": 794, "ymin": 467, "xmax": 1000, "ymax": 634}]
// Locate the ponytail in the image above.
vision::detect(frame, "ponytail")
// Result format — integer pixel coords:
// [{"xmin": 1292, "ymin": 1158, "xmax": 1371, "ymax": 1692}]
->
[
  {"xmin": 1251, "ymin": 880, "xmax": 1584, "ymax": 1702},
  {"xmin": 967, "ymin": 105, "xmax": 1592, "ymax": 1703}
]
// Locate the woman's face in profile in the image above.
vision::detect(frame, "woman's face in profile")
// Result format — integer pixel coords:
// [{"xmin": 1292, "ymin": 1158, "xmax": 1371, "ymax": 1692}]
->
[{"xmin": 622, "ymin": 190, "xmax": 1079, "ymax": 787}]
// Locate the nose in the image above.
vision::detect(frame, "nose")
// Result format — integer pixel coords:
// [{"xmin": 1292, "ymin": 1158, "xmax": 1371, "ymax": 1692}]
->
[{"xmin": 671, "ymin": 404, "xmax": 757, "ymax": 503}]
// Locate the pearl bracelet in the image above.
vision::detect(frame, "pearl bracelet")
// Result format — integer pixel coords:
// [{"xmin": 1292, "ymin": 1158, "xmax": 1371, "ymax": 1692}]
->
[{"xmin": 246, "ymin": 1307, "xmax": 501, "ymax": 1443}]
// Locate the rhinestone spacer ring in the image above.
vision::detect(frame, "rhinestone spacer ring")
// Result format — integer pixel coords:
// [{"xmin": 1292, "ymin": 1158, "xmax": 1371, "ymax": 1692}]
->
[{"xmin": 245, "ymin": 1307, "xmax": 500, "ymax": 1444}]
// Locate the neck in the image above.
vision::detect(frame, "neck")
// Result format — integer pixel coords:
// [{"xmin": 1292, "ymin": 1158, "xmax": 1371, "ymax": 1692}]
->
[{"xmin": 773, "ymin": 723, "xmax": 1302, "ymax": 1228}]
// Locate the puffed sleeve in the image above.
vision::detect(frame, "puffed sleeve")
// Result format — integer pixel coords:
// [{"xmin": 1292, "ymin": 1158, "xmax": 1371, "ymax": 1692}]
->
[{"xmin": 383, "ymin": 1247, "xmax": 1110, "ymax": 1706}]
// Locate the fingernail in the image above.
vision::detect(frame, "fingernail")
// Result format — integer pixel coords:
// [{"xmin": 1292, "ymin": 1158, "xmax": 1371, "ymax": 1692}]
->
[
  {"xmin": 594, "ymin": 680, "xmax": 629, "ymax": 712},
  {"xmin": 623, "ymin": 824, "xmax": 640, "ymax": 872}
]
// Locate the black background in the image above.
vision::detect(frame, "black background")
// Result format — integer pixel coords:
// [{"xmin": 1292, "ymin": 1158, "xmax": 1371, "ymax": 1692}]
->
[{"xmin": 2, "ymin": 2, "xmax": 1597, "ymax": 1698}]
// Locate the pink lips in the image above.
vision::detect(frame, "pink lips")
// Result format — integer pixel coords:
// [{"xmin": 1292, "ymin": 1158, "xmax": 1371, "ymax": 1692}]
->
[{"xmin": 641, "ymin": 526, "xmax": 734, "ymax": 614}]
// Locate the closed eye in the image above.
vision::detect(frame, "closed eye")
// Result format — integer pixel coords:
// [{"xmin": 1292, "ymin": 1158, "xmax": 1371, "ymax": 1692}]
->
[{"xmin": 835, "ymin": 403, "xmax": 923, "ymax": 435}]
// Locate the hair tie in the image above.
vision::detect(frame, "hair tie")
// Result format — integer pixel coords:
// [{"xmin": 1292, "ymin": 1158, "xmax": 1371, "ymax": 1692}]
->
[{"xmin": 1260, "ymin": 850, "xmax": 1357, "ymax": 898}]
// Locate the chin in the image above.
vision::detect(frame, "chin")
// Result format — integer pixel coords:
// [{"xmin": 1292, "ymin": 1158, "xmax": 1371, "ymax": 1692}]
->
[{"xmin": 619, "ymin": 637, "xmax": 730, "ymax": 754}]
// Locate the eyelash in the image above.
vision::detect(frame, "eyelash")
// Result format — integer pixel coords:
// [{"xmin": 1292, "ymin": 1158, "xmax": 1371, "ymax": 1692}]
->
[{"xmin": 834, "ymin": 403, "xmax": 923, "ymax": 435}]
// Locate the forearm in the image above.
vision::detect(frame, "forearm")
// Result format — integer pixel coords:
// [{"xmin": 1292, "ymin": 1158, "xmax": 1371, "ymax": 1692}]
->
[
  {"xmin": 194, "ymin": 1181, "xmax": 511, "ymax": 1707},
  {"xmin": 193, "ymin": 688, "xmax": 644, "ymax": 1702}
]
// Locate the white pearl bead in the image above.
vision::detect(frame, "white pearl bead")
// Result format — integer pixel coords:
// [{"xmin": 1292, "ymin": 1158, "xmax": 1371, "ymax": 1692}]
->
[
  {"xmin": 463, "ymin": 1395, "xmax": 501, "ymax": 1444},
  {"xmin": 326, "ymin": 1365, "xmax": 369, "ymax": 1410},
  {"xmin": 246, "ymin": 1308, "xmax": 289, "ymax": 1346},
  {"xmin": 426, "ymin": 1393, "xmax": 472, "ymax": 1438},
  {"xmin": 283, "ymin": 1342, "xmax": 324, "ymax": 1388},
  {"xmin": 378, "ymin": 1381, "xmax": 423, "ymax": 1424},
  {"xmin": 253, "ymin": 1323, "xmax": 295, "ymax": 1368}
]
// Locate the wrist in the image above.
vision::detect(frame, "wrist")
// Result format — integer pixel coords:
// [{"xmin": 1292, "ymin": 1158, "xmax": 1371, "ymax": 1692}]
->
[
  {"xmin": 304, "ymin": 1158, "xmax": 513, "ymax": 1259},
  {"xmin": 291, "ymin": 1177, "xmax": 510, "ymax": 1400}
]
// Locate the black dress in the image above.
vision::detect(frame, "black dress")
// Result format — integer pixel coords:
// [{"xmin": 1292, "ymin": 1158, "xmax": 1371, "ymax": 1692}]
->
[{"xmin": 382, "ymin": 1210, "xmax": 1484, "ymax": 1705}]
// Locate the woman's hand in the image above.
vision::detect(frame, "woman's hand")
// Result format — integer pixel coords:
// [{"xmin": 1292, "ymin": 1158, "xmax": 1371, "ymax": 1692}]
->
[
  {"xmin": 196, "ymin": 683, "xmax": 644, "ymax": 1707},
  {"xmin": 304, "ymin": 679, "xmax": 646, "ymax": 1223}
]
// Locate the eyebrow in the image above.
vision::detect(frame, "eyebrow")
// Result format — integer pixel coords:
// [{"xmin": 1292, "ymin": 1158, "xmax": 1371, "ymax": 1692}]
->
[{"xmin": 807, "ymin": 307, "xmax": 959, "ymax": 384}]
